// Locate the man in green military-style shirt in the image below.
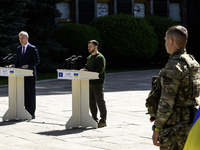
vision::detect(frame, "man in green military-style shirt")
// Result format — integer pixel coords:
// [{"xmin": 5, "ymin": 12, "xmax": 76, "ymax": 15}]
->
[{"xmin": 83, "ymin": 40, "xmax": 107, "ymax": 128}]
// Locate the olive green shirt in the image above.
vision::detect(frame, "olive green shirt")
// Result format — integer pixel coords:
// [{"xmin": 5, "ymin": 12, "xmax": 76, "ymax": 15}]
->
[{"xmin": 85, "ymin": 52, "xmax": 106, "ymax": 84}]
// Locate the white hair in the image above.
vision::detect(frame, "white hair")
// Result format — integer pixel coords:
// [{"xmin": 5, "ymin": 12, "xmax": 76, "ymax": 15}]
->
[{"xmin": 18, "ymin": 31, "xmax": 29, "ymax": 38}]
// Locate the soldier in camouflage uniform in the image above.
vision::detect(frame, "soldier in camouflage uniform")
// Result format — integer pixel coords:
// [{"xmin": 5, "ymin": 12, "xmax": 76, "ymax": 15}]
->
[{"xmin": 150, "ymin": 25, "xmax": 200, "ymax": 150}]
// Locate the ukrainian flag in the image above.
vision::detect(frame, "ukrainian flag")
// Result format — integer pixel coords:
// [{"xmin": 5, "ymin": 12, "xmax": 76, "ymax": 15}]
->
[
  {"xmin": 183, "ymin": 107, "xmax": 200, "ymax": 150},
  {"xmin": 10, "ymin": 70, "xmax": 14, "ymax": 75},
  {"xmin": 74, "ymin": 73, "xmax": 79, "ymax": 78}
]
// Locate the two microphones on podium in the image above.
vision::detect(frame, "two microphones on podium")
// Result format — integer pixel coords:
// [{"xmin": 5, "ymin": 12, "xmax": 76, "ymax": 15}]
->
[
  {"xmin": 3, "ymin": 53, "xmax": 83, "ymax": 70},
  {"xmin": 65, "ymin": 55, "xmax": 82, "ymax": 70},
  {"xmin": 2, "ymin": 53, "xmax": 16, "ymax": 67}
]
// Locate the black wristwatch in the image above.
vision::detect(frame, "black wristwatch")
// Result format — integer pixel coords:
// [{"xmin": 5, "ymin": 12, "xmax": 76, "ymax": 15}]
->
[{"xmin": 152, "ymin": 125, "xmax": 156, "ymax": 131}]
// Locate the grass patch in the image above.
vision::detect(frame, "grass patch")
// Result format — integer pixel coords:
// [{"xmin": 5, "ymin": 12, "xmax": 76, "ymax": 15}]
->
[{"xmin": 0, "ymin": 77, "xmax": 8, "ymax": 86}]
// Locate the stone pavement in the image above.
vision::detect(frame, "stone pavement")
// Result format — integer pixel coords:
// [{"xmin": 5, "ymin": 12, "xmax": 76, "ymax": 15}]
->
[{"xmin": 0, "ymin": 69, "xmax": 160, "ymax": 150}]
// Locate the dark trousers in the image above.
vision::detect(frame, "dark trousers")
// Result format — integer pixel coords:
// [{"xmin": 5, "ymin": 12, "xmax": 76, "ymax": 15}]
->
[
  {"xmin": 24, "ymin": 76, "xmax": 36, "ymax": 116},
  {"xmin": 89, "ymin": 83, "xmax": 107, "ymax": 122}
]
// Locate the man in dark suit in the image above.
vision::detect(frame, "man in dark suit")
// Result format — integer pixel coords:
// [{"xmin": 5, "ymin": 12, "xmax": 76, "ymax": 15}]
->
[{"xmin": 11, "ymin": 31, "xmax": 40, "ymax": 119}]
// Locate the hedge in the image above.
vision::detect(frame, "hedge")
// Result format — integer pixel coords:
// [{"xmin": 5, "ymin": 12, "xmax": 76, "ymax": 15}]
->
[
  {"xmin": 145, "ymin": 15, "xmax": 177, "ymax": 64},
  {"xmin": 54, "ymin": 23, "xmax": 102, "ymax": 69},
  {"xmin": 90, "ymin": 14, "xmax": 158, "ymax": 68}
]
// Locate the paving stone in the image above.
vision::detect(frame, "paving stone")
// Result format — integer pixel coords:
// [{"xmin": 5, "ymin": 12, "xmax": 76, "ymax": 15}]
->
[{"xmin": 0, "ymin": 69, "xmax": 160, "ymax": 150}]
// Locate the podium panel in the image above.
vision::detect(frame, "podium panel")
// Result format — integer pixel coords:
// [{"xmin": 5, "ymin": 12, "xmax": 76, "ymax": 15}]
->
[
  {"xmin": 57, "ymin": 69, "xmax": 99, "ymax": 80},
  {"xmin": 0, "ymin": 67, "xmax": 33, "ymax": 121},
  {"xmin": 57, "ymin": 69, "xmax": 99, "ymax": 129},
  {"xmin": 0, "ymin": 67, "xmax": 33, "ymax": 77}
]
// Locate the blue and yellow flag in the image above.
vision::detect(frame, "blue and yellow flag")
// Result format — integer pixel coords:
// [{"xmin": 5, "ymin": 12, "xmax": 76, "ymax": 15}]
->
[
  {"xmin": 184, "ymin": 107, "xmax": 200, "ymax": 150},
  {"xmin": 10, "ymin": 70, "xmax": 14, "ymax": 75},
  {"xmin": 74, "ymin": 73, "xmax": 79, "ymax": 78}
]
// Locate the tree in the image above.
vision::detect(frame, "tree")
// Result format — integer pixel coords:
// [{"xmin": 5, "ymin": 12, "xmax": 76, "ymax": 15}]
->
[
  {"xmin": 22, "ymin": 0, "xmax": 67, "ymax": 73},
  {"xmin": 0, "ymin": 0, "xmax": 66, "ymax": 72},
  {"xmin": 0, "ymin": 0, "xmax": 28, "ymax": 66}
]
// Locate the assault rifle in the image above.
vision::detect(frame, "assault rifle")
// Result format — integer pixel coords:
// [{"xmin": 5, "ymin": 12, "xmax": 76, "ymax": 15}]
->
[{"xmin": 145, "ymin": 76, "xmax": 161, "ymax": 122}]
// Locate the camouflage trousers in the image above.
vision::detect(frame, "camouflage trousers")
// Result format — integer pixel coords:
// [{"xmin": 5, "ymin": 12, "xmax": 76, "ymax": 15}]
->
[{"xmin": 159, "ymin": 123, "xmax": 191, "ymax": 150}]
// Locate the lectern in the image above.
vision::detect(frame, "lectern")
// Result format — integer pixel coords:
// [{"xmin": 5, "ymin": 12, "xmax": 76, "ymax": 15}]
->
[
  {"xmin": 57, "ymin": 69, "xmax": 99, "ymax": 129},
  {"xmin": 0, "ymin": 67, "xmax": 33, "ymax": 121}
]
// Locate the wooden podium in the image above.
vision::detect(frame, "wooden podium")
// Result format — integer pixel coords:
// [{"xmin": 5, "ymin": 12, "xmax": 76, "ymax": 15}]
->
[
  {"xmin": 57, "ymin": 69, "xmax": 99, "ymax": 129},
  {"xmin": 0, "ymin": 67, "xmax": 33, "ymax": 121}
]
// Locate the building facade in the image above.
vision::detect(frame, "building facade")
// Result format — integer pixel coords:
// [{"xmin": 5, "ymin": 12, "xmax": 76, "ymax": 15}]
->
[
  {"xmin": 56, "ymin": 0, "xmax": 200, "ymax": 60},
  {"xmin": 56, "ymin": 0, "xmax": 190, "ymax": 24}
]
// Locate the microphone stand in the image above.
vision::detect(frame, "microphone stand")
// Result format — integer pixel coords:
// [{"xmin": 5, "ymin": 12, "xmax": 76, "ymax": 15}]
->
[
  {"xmin": 3, "ymin": 53, "xmax": 13, "ymax": 67},
  {"xmin": 70, "ymin": 55, "xmax": 82, "ymax": 70},
  {"xmin": 65, "ymin": 55, "xmax": 76, "ymax": 70}
]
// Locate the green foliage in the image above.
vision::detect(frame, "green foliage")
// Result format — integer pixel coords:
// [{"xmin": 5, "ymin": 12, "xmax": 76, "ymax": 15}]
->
[
  {"xmin": 0, "ymin": 0, "xmax": 65, "ymax": 72},
  {"xmin": 0, "ymin": 0, "xmax": 28, "ymax": 65},
  {"xmin": 0, "ymin": 0, "xmax": 178, "ymax": 73},
  {"xmin": 54, "ymin": 23, "xmax": 102, "ymax": 69},
  {"xmin": 145, "ymin": 15, "xmax": 177, "ymax": 64},
  {"xmin": 90, "ymin": 14, "xmax": 158, "ymax": 68},
  {"xmin": 22, "ymin": 0, "xmax": 65, "ymax": 73}
]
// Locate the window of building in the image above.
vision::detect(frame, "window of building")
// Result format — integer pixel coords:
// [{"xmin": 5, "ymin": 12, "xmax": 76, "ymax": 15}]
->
[
  {"xmin": 56, "ymin": 0, "xmax": 73, "ymax": 24},
  {"xmin": 97, "ymin": 3, "xmax": 109, "ymax": 17},
  {"xmin": 134, "ymin": 3, "xmax": 145, "ymax": 17},
  {"xmin": 170, "ymin": 3, "xmax": 181, "ymax": 22},
  {"xmin": 97, "ymin": 0, "xmax": 112, "ymax": 18},
  {"xmin": 134, "ymin": 0, "xmax": 148, "ymax": 18},
  {"xmin": 169, "ymin": 0, "xmax": 182, "ymax": 22}
]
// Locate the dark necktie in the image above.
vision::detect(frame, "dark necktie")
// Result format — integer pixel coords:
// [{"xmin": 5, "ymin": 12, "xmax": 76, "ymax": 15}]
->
[{"xmin": 22, "ymin": 46, "xmax": 25, "ymax": 57}]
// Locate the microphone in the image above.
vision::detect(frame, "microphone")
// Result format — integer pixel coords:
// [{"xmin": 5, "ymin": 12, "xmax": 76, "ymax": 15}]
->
[
  {"xmin": 65, "ymin": 55, "xmax": 76, "ymax": 62},
  {"xmin": 71, "ymin": 55, "xmax": 82, "ymax": 70},
  {"xmin": 8, "ymin": 54, "xmax": 16, "ymax": 60},
  {"xmin": 65, "ymin": 55, "xmax": 76, "ymax": 69},
  {"xmin": 3, "ymin": 53, "xmax": 12, "ymax": 60},
  {"xmin": 71, "ymin": 55, "xmax": 82, "ymax": 62}
]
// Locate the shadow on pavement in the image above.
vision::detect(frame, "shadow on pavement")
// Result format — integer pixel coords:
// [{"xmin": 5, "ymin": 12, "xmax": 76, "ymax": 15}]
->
[
  {"xmin": 0, "ymin": 70, "xmax": 160, "ymax": 96},
  {"xmin": 36, "ymin": 79, "xmax": 72, "ymax": 96},
  {"xmin": 36, "ymin": 127, "xmax": 94, "ymax": 136},
  {"xmin": 0, "ymin": 119, "xmax": 24, "ymax": 126},
  {"xmin": 36, "ymin": 70, "xmax": 160, "ymax": 95}
]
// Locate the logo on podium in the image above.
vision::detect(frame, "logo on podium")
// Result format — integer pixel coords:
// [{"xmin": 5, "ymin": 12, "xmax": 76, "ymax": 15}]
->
[
  {"xmin": 58, "ymin": 71, "xmax": 80, "ymax": 79},
  {"xmin": 58, "ymin": 72, "xmax": 63, "ymax": 77}
]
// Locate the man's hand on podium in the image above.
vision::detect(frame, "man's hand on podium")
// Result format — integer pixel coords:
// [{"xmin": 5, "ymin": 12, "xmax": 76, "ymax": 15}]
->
[
  {"xmin": 21, "ymin": 65, "xmax": 29, "ymax": 69},
  {"xmin": 80, "ymin": 69, "xmax": 88, "ymax": 71},
  {"xmin": 8, "ymin": 64, "xmax": 28, "ymax": 69},
  {"xmin": 9, "ymin": 64, "xmax": 15, "ymax": 68}
]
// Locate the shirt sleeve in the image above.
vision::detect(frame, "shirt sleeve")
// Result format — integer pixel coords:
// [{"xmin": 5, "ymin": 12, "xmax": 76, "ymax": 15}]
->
[
  {"xmin": 27, "ymin": 46, "xmax": 40, "ymax": 68},
  {"xmin": 94, "ymin": 56, "xmax": 106, "ymax": 74},
  {"xmin": 154, "ymin": 61, "xmax": 182, "ymax": 130}
]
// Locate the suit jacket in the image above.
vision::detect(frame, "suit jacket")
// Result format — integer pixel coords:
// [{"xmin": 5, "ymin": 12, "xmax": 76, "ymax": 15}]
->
[{"xmin": 15, "ymin": 43, "xmax": 40, "ymax": 78}]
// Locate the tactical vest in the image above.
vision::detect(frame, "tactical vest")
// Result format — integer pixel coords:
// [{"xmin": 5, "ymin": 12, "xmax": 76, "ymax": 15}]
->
[
  {"xmin": 180, "ymin": 54, "xmax": 200, "ymax": 99},
  {"xmin": 146, "ymin": 53, "xmax": 200, "ymax": 123}
]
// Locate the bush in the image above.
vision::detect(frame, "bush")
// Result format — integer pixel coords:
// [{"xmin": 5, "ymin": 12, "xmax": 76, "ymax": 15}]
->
[
  {"xmin": 145, "ymin": 15, "xmax": 177, "ymax": 65},
  {"xmin": 90, "ymin": 14, "xmax": 158, "ymax": 68},
  {"xmin": 35, "ymin": 38, "xmax": 68, "ymax": 73},
  {"xmin": 25, "ymin": 24, "xmax": 69, "ymax": 73},
  {"xmin": 54, "ymin": 23, "xmax": 102, "ymax": 69}
]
